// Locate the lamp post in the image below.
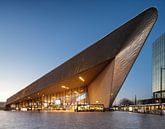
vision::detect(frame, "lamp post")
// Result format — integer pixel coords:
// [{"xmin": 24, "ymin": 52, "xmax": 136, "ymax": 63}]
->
[{"xmin": 160, "ymin": 67, "xmax": 165, "ymax": 115}]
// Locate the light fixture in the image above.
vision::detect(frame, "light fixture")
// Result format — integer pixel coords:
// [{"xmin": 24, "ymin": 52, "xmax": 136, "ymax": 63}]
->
[
  {"xmin": 61, "ymin": 85, "xmax": 69, "ymax": 89},
  {"xmin": 78, "ymin": 76, "xmax": 85, "ymax": 82},
  {"xmin": 61, "ymin": 85, "xmax": 66, "ymax": 88},
  {"xmin": 96, "ymin": 100, "xmax": 99, "ymax": 104}
]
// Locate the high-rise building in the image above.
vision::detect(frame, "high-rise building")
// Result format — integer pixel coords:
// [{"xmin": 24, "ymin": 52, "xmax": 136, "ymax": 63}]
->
[{"xmin": 152, "ymin": 33, "xmax": 165, "ymax": 98}]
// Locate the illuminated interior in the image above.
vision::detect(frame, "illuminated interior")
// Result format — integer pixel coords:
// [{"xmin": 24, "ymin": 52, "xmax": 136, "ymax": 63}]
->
[{"xmin": 15, "ymin": 86, "xmax": 88, "ymax": 111}]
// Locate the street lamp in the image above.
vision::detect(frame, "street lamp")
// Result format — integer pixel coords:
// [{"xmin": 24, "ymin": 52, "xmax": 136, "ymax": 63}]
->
[{"xmin": 160, "ymin": 67, "xmax": 165, "ymax": 115}]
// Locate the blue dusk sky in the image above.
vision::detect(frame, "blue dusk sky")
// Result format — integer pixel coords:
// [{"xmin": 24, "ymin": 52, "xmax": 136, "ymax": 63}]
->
[{"xmin": 0, "ymin": 0, "xmax": 165, "ymax": 103}]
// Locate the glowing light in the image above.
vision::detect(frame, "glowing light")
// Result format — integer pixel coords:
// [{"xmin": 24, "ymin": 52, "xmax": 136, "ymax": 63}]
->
[
  {"xmin": 96, "ymin": 101, "xmax": 99, "ymax": 103},
  {"xmin": 61, "ymin": 85, "xmax": 66, "ymax": 88},
  {"xmin": 55, "ymin": 100, "xmax": 61, "ymax": 105},
  {"xmin": 44, "ymin": 103, "xmax": 48, "ymax": 107},
  {"xmin": 61, "ymin": 85, "xmax": 69, "ymax": 89},
  {"xmin": 79, "ymin": 76, "xmax": 85, "ymax": 82},
  {"xmin": 21, "ymin": 108, "xmax": 27, "ymax": 111},
  {"xmin": 129, "ymin": 107, "xmax": 133, "ymax": 112}
]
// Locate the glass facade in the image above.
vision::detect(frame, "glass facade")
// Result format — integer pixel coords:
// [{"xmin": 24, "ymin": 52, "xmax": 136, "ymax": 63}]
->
[
  {"xmin": 152, "ymin": 33, "xmax": 165, "ymax": 98},
  {"xmin": 15, "ymin": 86, "xmax": 88, "ymax": 112}
]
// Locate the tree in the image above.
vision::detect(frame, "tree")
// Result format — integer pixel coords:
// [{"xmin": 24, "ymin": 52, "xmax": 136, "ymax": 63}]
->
[{"xmin": 119, "ymin": 98, "xmax": 134, "ymax": 106}]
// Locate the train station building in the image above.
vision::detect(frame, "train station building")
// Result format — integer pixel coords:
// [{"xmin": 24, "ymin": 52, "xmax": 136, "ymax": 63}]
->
[{"xmin": 6, "ymin": 7, "xmax": 157, "ymax": 112}]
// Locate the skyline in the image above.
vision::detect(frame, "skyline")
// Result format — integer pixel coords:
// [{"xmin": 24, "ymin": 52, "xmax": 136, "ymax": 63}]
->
[{"xmin": 0, "ymin": 1, "xmax": 165, "ymax": 103}]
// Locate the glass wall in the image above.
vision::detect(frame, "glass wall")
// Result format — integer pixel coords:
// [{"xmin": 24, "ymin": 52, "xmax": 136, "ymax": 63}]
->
[
  {"xmin": 15, "ymin": 86, "xmax": 88, "ymax": 111},
  {"xmin": 152, "ymin": 33, "xmax": 165, "ymax": 98}
]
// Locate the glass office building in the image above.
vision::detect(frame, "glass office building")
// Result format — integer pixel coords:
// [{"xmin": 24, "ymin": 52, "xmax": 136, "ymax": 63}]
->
[{"xmin": 152, "ymin": 33, "xmax": 165, "ymax": 98}]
